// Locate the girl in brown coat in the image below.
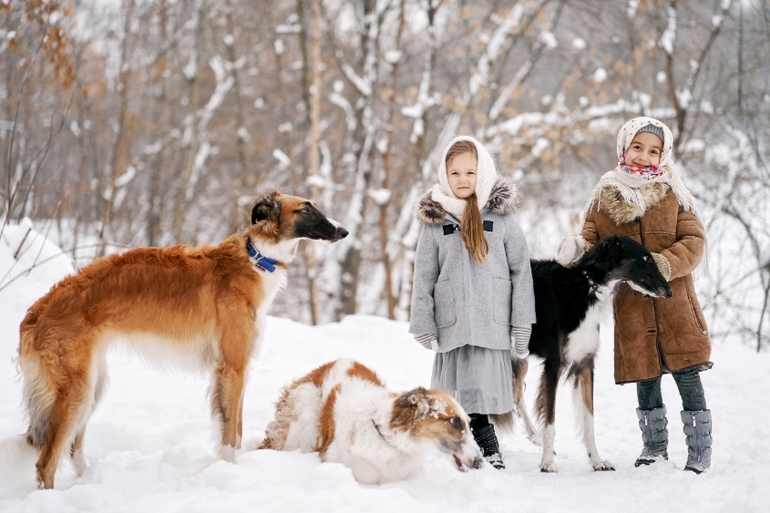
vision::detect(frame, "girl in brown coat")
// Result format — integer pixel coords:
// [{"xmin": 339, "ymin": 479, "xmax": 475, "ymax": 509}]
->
[{"xmin": 556, "ymin": 117, "xmax": 713, "ymax": 473}]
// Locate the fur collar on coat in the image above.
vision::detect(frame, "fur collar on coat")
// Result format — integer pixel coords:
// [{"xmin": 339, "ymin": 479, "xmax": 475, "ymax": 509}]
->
[
  {"xmin": 595, "ymin": 181, "xmax": 670, "ymax": 226},
  {"xmin": 416, "ymin": 178, "xmax": 519, "ymax": 225}
]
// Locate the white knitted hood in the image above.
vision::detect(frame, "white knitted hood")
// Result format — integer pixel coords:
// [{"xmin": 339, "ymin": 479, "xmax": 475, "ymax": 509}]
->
[
  {"xmin": 587, "ymin": 116, "xmax": 699, "ymax": 219},
  {"xmin": 431, "ymin": 135, "xmax": 499, "ymax": 219}
]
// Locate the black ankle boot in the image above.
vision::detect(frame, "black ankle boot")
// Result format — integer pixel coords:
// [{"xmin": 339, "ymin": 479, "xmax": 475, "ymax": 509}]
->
[{"xmin": 472, "ymin": 424, "xmax": 505, "ymax": 470}]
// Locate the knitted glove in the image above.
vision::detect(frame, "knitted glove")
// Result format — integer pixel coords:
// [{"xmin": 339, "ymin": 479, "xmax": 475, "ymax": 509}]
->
[
  {"xmin": 414, "ymin": 333, "xmax": 438, "ymax": 351},
  {"xmin": 556, "ymin": 235, "xmax": 588, "ymax": 267},
  {"xmin": 510, "ymin": 325, "xmax": 531, "ymax": 359},
  {"xmin": 651, "ymin": 252, "xmax": 672, "ymax": 281}
]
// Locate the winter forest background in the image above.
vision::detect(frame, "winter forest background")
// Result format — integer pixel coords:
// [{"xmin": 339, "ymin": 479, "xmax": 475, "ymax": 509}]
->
[{"xmin": 1, "ymin": 0, "xmax": 769, "ymax": 349}]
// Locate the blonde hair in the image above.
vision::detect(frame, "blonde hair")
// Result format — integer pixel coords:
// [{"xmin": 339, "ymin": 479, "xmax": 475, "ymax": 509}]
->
[{"xmin": 445, "ymin": 141, "xmax": 488, "ymax": 263}]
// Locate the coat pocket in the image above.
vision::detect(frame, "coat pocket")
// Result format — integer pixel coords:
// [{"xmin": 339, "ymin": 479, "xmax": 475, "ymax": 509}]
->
[
  {"xmin": 685, "ymin": 281, "xmax": 708, "ymax": 334},
  {"xmin": 434, "ymin": 280, "xmax": 457, "ymax": 328},
  {"xmin": 493, "ymin": 277, "xmax": 513, "ymax": 325}
]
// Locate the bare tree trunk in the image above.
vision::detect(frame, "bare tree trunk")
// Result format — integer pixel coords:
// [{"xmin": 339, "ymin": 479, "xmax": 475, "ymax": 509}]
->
[
  {"xmin": 225, "ymin": 0, "xmax": 250, "ymax": 233},
  {"xmin": 173, "ymin": 0, "xmax": 204, "ymax": 243},
  {"xmin": 319, "ymin": 0, "xmax": 382, "ymax": 321},
  {"xmin": 97, "ymin": 0, "xmax": 136, "ymax": 255},
  {"xmin": 146, "ymin": 1, "xmax": 169, "ymax": 247},
  {"xmin": 377, "ymin": 0, "xmax": 406, "ymax": 319},
  {"xmin": 303, "ymin": 0, "xmax": 323, "ymax": 324}
]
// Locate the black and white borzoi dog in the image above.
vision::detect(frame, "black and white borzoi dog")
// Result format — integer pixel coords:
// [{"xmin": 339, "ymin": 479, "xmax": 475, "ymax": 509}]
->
[{"xmin": 511, "ymin": 235, "xmax": 672, "ymax": 472}]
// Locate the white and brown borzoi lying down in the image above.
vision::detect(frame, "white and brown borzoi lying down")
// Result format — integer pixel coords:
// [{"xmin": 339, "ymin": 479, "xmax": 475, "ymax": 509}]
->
[
  {"xmin": 16, "ymin": 191, "xmax": 348, "ymax": 489},
  {"xmin": 258, "ymin": 359, "xmax": 484, "ymax": 484},
  {"xmin": 511, "ymin": 235, "xmax": 672, "ymax": 472}
]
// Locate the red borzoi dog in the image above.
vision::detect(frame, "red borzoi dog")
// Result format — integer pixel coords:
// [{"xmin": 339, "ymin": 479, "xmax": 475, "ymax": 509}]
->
[
  {"xmin": 512, "ymin": 236, "xmax": 672, "ymax": 472},
  {"xmin": 258, "ymin": 359, "xmax": 484, "ymax": 484},
  {"xmin": 16, "ymin": 191, "xmax": 347, "ymax": 489}
]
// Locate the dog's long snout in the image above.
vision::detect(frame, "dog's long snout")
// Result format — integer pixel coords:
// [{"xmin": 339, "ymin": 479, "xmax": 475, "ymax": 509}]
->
[{"xmin": 337, "ymin": 226, "xmax": 349, "ymax": 239}]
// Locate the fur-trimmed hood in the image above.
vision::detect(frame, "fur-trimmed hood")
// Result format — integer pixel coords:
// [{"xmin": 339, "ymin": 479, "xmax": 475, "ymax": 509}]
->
[{"xmin": 416, "ymin": 178, "xmax": 519, "ymax": 225}]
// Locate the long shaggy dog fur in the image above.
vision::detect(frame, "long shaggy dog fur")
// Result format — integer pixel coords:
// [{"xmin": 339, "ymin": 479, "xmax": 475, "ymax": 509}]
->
[
  {"xmin": 513, "ymin": 236, "xmax": 672, "ymax": 472},
  {"xmin": 258, "ymin": 359, "xmax": 484, "ymax": 484},
  {"xmin": 16, "ymin": 191, "xmax": 347, "ymax": 489}
]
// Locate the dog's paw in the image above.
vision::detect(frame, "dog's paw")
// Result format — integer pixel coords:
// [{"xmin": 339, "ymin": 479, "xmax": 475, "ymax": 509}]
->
[
  {"xmin": 539, "ymin": 460, "xmax": 558, "ymax": 473},
  {"xmin": 526, "ymin": 432, "xmax": 542, "ymax": 447},
  {"xmin": 218, "ymin": 445, "xmax": 236, "ymax": 463},
  {"xmin": 592, "ymin": 459, "xmax": 616, "ymax": 471}
]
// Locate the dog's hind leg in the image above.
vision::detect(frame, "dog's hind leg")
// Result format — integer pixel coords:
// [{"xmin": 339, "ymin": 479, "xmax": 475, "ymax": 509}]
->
[
  {"xmin": 36, "ymin": 381, "xmax": 91, "ymax": 489},
  {"xmin": 69, "ymin": 428, "xmax": 87, "ymax": 476},
  {"xmin": 69, "ymin": 350, "xmax": 109, "ymax": 477},
  {"xmin": 236, "ymin": 392, "xmax": 245, "ymax": 450},
  {"xmin": 534, "ymin": 359, "xmax": 562, "ymax": 473},
  {"xmin": 511, "ymin": 357, "xmax": 539, "ymax": 444},
  {"xmin": 569, "ymin": 356, "xmax": 615, "ymax": 471}
]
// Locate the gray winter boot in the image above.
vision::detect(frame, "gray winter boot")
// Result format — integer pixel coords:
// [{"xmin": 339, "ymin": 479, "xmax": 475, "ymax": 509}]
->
[
  {"xmin": 681, "ymin": 409, "xmax": 712, "ymax": 474},
  {"xmin": 635, "ymin": 405, "xmax": 669, "ymax": 467}
]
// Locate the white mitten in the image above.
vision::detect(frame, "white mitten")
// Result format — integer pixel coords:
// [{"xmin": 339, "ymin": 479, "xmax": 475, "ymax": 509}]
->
[
  {"xmin": 556, "ymin": 235, "xmax": 586, "ymax": 267},
  {"xmin": 510, "ymin": 325, "xmax": 531, "ymax": 359},
  {"xmin": 651, "ymin": 252, "xmax": 672, "ymax": 281},
  {"xmin": 414, "ymin": 333, "xmax": 438, "ymax": 351}
]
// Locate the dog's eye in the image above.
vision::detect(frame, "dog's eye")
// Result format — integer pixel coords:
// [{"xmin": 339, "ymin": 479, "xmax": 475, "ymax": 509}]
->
[
  {"xmin": 643, "ymin": 255, "xmax": 649, "ymax": 261},
  {"xmin": 448, "ymin": 416, "xmax": 463, "ymax": 431}
]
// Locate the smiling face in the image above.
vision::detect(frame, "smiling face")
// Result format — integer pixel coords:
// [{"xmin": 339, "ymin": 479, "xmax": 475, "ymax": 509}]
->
[
  {"xmin": 626, "ymin": 132, "xmax": 663, "ymax": 168},
  {"xmin": 446, "ymin": 152, "xmax": 478, "ymax": 199}
]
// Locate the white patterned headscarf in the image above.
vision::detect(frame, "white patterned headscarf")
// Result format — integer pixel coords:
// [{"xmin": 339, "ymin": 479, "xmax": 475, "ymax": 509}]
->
[
  {"xmin": 588, "ymin": 116, "xmax": 699, "ymax": 218},
  {"xmin": 431, "ymin": 135, "xmax": 498, "ymax": 220}
]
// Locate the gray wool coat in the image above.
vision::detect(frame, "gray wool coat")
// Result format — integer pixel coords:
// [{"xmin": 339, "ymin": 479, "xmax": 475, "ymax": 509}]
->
[{"xmin": 409, "ymin": 179, "xmax": 537, "ymax": 353}]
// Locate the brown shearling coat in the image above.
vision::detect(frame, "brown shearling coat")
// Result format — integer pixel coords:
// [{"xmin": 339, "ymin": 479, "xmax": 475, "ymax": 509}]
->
[{"xmin": 580, "ymin": 182, "xmax": 712, "ymax": 384}]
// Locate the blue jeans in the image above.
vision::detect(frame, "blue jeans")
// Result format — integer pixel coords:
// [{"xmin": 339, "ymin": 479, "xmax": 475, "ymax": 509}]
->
[{"xmin": 636, "ymin": 367, "xmax": 707, "ymax": 412}]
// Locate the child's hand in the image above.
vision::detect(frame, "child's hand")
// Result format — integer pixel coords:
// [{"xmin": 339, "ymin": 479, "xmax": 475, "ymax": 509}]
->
[
  {"xmin": 556, "ymin": 235, "xmax": 587, "ymax": 267},
  {"xmin": 414, "ymin": 333, "xmax": 438, "ymax": 351},
  {"xmin": 651, "ymin": 252, "xmax": 672, "ymax": 281},
  {"xmin": 511, "ymin": 326, "xmax": 531, "ymax": 359}
]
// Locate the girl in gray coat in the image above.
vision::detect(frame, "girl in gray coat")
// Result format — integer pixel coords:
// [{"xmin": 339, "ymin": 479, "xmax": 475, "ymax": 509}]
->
[{"xmin": 409, "ymin": 135, "xmax": 536, "ymax": 469}]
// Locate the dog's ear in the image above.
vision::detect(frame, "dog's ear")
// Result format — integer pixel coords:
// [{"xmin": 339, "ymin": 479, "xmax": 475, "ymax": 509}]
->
[
  {"xmin": 395, "ymin": 388, "xmax": 430, "ymax": 416},
  {"xmin": 592, "ymin": 235, "xmax": 624, "ymax": 270},
  {"xmin": 607, "ymin": 236, "xmax": 624, "ymax": 262},
  {"xmin": 251, "ymin": 192, "xmax": 281, "ymax": 225}
]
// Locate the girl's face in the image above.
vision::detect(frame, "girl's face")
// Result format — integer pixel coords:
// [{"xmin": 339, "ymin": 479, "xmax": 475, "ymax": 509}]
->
[
  {"xmin": 626, "ymin": 132, "xmax": 662, "ymax": 168},
  {"xmin": 446, "ymin": 152, "xmax": 478, "ymax": 199}
]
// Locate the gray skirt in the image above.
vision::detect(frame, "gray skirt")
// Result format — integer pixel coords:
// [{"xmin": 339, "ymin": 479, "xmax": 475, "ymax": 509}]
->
[{"xmin": 431, "ymin": 344, "xmax": 513, "ymax": 415}]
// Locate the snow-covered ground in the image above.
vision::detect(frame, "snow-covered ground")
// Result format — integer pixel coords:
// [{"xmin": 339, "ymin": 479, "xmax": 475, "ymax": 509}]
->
[{"xmin": 1, "ymin": 223, "xmax": 769, "ymax": 513}]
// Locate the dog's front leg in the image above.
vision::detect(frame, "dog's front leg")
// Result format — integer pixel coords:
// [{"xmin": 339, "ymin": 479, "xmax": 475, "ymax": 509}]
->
[
  {"xmin": 571, "ymin": 357, "xmax": 615, "ymax": 471},
  {"xmin": 213, "ymin": 365, "xmax": 245, "ymax": 461},
  {"xmin": 211, "ymin": 360, "xmax": 247, "ymax": 462}
]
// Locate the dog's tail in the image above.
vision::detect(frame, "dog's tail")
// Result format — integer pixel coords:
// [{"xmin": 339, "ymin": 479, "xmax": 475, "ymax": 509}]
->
[
  {"xmin": 18, "ymin": 332, "xmax": 56, "ymax": 452},
  {"xmin": 489, "ymin": 412, "xmax": 515, "ymax": 436}
]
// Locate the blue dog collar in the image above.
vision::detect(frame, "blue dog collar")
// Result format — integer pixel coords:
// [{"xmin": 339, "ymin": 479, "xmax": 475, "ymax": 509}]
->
[{"xmin": 247, "ymin": 239, "xmax": 279, "ymax": 273}]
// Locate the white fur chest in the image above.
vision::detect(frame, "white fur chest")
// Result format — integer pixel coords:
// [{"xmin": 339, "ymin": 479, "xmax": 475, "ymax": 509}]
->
[
  {"xmin": 563, "ymin": 281, "xmax": 618, "ymax": 364},
  {"xmin": 252, "ymin": 267, "xmax": 288, "ymax": 357}
]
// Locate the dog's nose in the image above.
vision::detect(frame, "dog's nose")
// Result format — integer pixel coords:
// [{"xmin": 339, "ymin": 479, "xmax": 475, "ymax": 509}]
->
[
  {"xmin": 472, "ymin": 456, "xmax": 484, "ymax": 469},
  {"xmin": 337, "ymin": 227, "xmax": 349, "ymax": 239}
]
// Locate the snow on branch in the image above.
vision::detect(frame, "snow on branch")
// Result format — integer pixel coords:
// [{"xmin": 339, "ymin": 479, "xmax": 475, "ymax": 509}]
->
[
  {"xmin": 659, "ymin": 5, "xmax": 677, "ymax": 56},
  {"xmin": 341, "ymin": 62, "xmax": 372, "ymax": 97}
]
